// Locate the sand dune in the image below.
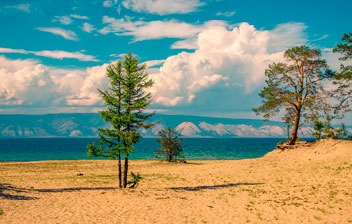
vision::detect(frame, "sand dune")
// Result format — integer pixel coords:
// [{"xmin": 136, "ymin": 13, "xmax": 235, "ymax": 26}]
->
[{"xmin": 1, "ymin": 139, "xmax": 351, "ymax": 223}]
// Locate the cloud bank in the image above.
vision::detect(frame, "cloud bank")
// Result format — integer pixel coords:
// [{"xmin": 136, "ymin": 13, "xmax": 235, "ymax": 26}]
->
[
  {"xmin": 0, "ymin": 22, "xmax": 308, "ymax": 114},
  {"xmin": 149, "ymin": 22, "xmax": 306, "ymax": 106}
]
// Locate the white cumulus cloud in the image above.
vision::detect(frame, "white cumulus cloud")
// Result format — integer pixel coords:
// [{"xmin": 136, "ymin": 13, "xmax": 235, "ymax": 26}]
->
[
  {"xmin": 66, "ymin": 63, "xmax": 110, "ymax": 106},
  {"xmin": 0, "ymin": 22, "xmax": 308, "ymax": 113},
  {"xmin": 0, "ymin": 56, "xmax": 102, "ymax": 108},
  {"xmin": 0, "ymin": 56, "xmax": 59, "ymax": 106},
  {"xmin": 145, "ymin": 60, "xmax": 165, "ymax": 68},
  {"xmin": 148, "ymin": 22, "xmax": 306, "ymax": 106}
]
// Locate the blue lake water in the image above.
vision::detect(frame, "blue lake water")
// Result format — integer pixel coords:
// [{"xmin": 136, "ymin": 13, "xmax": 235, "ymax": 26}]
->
[{"xmin": 0, "ymin": 138, "xmax": 285, "ymax": 162}]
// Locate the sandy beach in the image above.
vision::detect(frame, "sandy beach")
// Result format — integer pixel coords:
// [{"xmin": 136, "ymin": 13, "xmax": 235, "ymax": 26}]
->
[{"xmin": 1, "ymin": 139, "xmax": 351, "ymax": 223}]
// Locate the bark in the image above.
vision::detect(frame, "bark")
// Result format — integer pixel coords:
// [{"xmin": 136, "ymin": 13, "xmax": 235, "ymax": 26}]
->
[
  {"xmin": 288, "ymin": 108, "xmax": 301, "ymax": 145},
  {"xmin": 168, "ymin": 154, "xmax": 171, "ymax": 162},
  {"xmin": 118, "ymin": 81, "xmax": 122, "ymax": 189},
  {"xmin": 118, "ymin": 150, "xmax": 122, "ymax": 188},
  {"xmin": 123, "ymin": 153, "xmax": 129, "ymax": 188}
]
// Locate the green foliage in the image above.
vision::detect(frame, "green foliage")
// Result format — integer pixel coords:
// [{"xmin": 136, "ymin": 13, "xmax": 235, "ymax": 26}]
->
[
  {"xmin": 333, "ymin": 32, "xmax": 352, "ymax": 114},
  {"xmin": 87, "ymin": 53, "xmax": 154, "ymax": 188},
  {"xmin": 253, "ymin": 45, "xmax": 334, "ymax": 145},
  {"xmin": 155, "ymin": 127, "xmax": 186, "ymax": 162},
  {"xmin": 333, "ymin": 32, "xmax": 352, "ymax": 62},
  {"xmin": 0, "ymin": 208, "xmax": 3, "ymax": 216},
  {"xmin": 313, "ymin": 117, "xmax": 351, "ymax": 140},
  {"xmin": 312, "ymin": 121, "xmax": 324, "ymax": 139},
  {"xmin": 127, "ymin": 172, "xmax": 142, "ymax": 188}
]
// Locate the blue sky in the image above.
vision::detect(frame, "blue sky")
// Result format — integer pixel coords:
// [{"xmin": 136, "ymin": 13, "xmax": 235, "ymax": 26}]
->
[{"xmin": 0, "ymin": 0, "xmax": 351, "ymax": 122}]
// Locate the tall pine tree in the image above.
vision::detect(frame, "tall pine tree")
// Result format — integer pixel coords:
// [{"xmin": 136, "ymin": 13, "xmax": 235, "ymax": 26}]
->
[
  {"xmin": 87, "ymin": 53, "xmax": 154, "ymax": 188},
  {"xmin": 120, "ymin": 53, "xmax": 154, "ymax": 188},
  {"xmin": 87, "ymin": 61, "xmax": 124, "ymax": 188},
  {"xmin": 253, "ymin": 46, "xmax": 334, "ymax": 145}
]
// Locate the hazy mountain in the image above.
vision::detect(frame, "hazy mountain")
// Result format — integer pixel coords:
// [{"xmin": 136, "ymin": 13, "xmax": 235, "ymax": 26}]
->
[{"xmin": 0, "ymin": 113, "xmax": 347, "ymax": 138}]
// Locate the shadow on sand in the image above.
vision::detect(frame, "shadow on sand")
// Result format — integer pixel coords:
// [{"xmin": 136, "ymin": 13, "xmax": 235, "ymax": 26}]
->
[
  {"xmin": 0, "ymin": 183, "xmax": 117, "ymax": 200},
  {"xmin": 169, "ymin": 182, "xmax": 264, "ymax": 191},
  {"xmin": 35, "ymin": 187, "xmax": 117, "ymax": 193},
  {"xmin": 0, "ymin": 183, "xmax": 39, "ymax": 200}
]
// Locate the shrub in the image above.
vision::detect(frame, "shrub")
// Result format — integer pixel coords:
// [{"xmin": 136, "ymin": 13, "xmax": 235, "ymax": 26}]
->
[{"xmin": 155, "ymin": 127, "xmax": 186, "ymax": 162}]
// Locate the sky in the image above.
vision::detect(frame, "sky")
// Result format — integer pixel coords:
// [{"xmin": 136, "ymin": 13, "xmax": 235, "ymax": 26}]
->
[{"xmin": 0, "ymin": 0, "xmax": 351, "ymax": 123}]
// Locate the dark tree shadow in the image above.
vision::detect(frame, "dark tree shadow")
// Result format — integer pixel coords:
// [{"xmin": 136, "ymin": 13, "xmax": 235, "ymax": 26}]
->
[
  {"xmin": 35, "ymin": 187, "xmax": 117, "ymax": 193},
  {"xmin": 0, "ymin": 183, "xmax": 39, "ymax": 200},
  {"xmin": 153, "ymin": 161, "xmax": 205, "ymax": 165},
  {"xmin": 181, "ymin": 162, "xmax": 205, "ymax": 165},
  {"xmin": 169, "ymin": 182, "xmax": 264, "ymax": 191},
  {"xmin": 0, "ymin": 183, "xmax": 118, "ymax": 200}
]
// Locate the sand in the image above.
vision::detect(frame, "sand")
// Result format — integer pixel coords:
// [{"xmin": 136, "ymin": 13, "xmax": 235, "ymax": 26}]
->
[{"xmin": 0, "ymin": 139, "xmax": 351, "ymax": 223}]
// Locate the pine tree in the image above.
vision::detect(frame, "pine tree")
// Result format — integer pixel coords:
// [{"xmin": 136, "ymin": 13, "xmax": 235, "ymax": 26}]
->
[
  {"xmin": 87, "ymin": 61, "xmax": 124, "ymax": 188},
  {"xmin": 87, "ymin": 53, "xmax": 154, "ymax": 188},
  {"xmin": 120, "ymin": 53, "xmax": 154, "ymax": 188},
  {"xmin": 253, "ymin": 46, "xmax": 334, "ymax": 145},
  {"xmin": 155, "ymin": 127, "xmax": 185, "ymax": 162}
]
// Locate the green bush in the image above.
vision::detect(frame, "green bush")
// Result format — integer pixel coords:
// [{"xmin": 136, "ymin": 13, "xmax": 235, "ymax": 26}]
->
[{"xmin": 155, "ymin": 127, "xmax": 186, "ymax": 162}]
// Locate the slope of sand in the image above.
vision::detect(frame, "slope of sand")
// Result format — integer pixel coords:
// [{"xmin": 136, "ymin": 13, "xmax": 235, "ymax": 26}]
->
[{"xmin": 0, "ymin": 139, "xmax": 351, "ymax": 223}]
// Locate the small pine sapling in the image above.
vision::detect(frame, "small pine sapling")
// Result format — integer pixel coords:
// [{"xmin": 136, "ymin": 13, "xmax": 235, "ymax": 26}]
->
[{"xmin": 127, "ymin": 172, "xmax": 142, "ymax": 188}]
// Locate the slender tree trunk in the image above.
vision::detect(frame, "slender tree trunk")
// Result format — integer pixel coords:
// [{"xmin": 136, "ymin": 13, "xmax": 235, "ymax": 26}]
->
[
  {"xmin": 118, "ymin": 79, "xmax": 122, "ymax": 189},
  {"xmin": 288, "ymin": 108, "xmax": 301, "ymax": 145},
  {"xmin": 118, "ymin": 150, "xmax": 122, "ymax": 188},
  {"xmin": 168, "ymin": 154, "xmax": 171, "ymax": 162},
  {"xmin": 123, "ymin": 153, "xmax": 129, "ymax": 188}
]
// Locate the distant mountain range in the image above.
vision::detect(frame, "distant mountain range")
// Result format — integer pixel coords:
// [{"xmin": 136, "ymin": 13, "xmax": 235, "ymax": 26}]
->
[{"xmin": 0, "ymin": 113, "xmax": 350, "ymax": 138}]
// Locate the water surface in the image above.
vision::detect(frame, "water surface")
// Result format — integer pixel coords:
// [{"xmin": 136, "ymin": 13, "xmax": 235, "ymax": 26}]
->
[{"xmin": 0, "ymin": 138, "xmax": 285, "ymax": 162}]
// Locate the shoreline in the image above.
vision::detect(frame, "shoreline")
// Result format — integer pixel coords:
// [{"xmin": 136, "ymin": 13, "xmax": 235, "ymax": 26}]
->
[
  {"xmin": 0, "ymin": 157, "xmax": 263, "ymax": 163},
  {"xmin": 1, "ymin": 139, "xmax": 351, "ymax": 223}
]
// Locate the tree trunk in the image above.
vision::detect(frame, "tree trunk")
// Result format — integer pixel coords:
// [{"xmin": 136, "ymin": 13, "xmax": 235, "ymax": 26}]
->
[
  {"xmin": 123, "ymin": 153, "xmax": 129, "ymax": 188},
  {"xmin": 288, "ymin": 108, "xmax": 301, "ymax": 145},
  {"xmin": 168, "ymin": 152, "xmax": 172, "ymax": 162},
  {"xmin": 118, "ymin": 150, "xmax": 122, "ymax": 188}
]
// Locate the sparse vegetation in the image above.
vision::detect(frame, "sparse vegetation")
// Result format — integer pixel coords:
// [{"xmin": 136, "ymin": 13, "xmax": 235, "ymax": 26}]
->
[
  {"xmin": 127, "ymin": 172, "xmax": 142, "ymax": 189},
  {"xmin": 312, "ymin": 116, "xmax": 352, "ymax": 140},
  {"xmin": 154, "ymin": 127, "xmax": 186, "ymax": 162}
]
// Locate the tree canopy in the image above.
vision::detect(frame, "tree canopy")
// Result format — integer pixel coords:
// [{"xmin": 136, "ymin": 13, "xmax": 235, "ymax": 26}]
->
[
  {"xmin": 155, "ymin": 127, "xmax": 185, "ymax": 162},
  {"xmin": 333, "ymin": 32, "xmax": 352, "ymax": 113},
  {"xmin": 87, "ymin": 53, "xmax": 154, "ymax": 188},
  {"xmin": 253, "ymin": 45, "xmax": 334, "ymax": 145}
]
